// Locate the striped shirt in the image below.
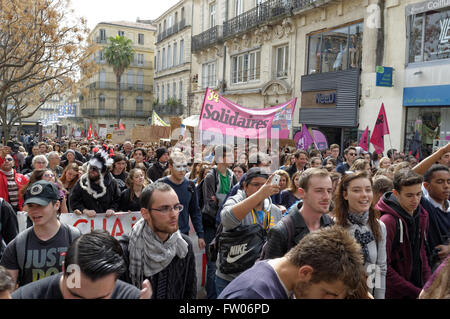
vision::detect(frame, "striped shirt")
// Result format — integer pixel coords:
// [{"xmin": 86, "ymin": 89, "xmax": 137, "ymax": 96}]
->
[{"xmin": 1, "ymin": 169, "xmax": 19, "ymax": 209}]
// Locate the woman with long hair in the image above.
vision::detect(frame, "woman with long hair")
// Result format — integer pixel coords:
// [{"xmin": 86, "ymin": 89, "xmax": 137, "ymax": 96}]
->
[
  {"xmin": 59, "ymin": 163, "xmax": 80, "ymax": 194},
  {"xmin": 333, "ymin": 170, "xmax": 387, "ymax": 299},
  {"xmin": 119, "ymin": 168, "xmax": 148, "ymax": 212},
  {"xmin": 196, "ymin": 163, "xmax": 211, "ymax": 187},
  {"xmin": 350, "ymin": 158, "xmax": 372, "ymax": 176},
  {"xmin": 280, "ymin": 170, "xmax": 303, "ymax": 210},
  {"xmin": 270, "ymin": 169, "xmax": 291, "ymax": 213},
  {"xmin": 130, "ymin": 148, "xmax": 150, "ymax": 170}
]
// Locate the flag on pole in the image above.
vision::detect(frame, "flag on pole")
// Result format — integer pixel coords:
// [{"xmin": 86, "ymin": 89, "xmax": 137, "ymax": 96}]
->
[
  {"xmin": 152, "ymin": 110, "xmax": 170, "ymax": 127},
  {"xmin": 119, "ymin": 119, "xmax": 125, "ymax": 130},
  {"xmin": 359, "ymin": 125, "xmax": 369, "ymax": 151},
  {"xmin": 296, "ymin": 124, "xmax": 315, "ymax": 150},
  {"xmin": 87, "ymin": 123, "xmax": 92, "ymax": 140},
  {"xmin": 94, "ymin": 129, "xmax": 98, "ymax": 138},
  {"xmin": 370, "ymin": 103, "xmax": 390, "ymax": 154}
]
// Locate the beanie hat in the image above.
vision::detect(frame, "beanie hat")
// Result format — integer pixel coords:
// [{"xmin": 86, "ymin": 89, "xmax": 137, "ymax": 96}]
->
[{"xmin": 156, "ymin": 147, "xmax": 169, "ymax": 160}]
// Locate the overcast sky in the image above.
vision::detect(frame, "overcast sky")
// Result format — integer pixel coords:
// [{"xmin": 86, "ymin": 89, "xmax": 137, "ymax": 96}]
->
[{"xmin": 69, "ymin": 0, "xmax": 180, "ymax": 31}]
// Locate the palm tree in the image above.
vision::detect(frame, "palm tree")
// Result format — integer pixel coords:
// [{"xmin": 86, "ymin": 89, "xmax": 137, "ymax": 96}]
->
[{"xmin": 103, "ymin": 35, "xmax": 134, "ymax": 126}]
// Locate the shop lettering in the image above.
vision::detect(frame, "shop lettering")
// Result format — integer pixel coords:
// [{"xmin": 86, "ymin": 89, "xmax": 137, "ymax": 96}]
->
[
  {"xmin": 202, "ymin": 103, "xmax": 269, "ymax": 129},
  {"xmin": 428, "ymin": 0, "xmax": 450, "ymax": 11},
  {"xmin": 315, "ymin": 92, "xmax": 336, "ymax": 104},
  {"xmin": 439, "ymin": 17, "xmax": 450, "ymax": 44}
]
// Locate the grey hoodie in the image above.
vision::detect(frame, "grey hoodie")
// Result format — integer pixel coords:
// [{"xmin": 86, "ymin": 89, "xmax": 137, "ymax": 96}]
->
[{"xmin": 216, "ymin": 189, "xmax": 283, "ymax": 282}]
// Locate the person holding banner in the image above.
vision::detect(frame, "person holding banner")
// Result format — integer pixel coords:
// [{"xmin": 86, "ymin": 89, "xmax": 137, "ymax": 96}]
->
[{"xmin": 69, "ymin": 145, "xmax": 120, "ymax": 218}]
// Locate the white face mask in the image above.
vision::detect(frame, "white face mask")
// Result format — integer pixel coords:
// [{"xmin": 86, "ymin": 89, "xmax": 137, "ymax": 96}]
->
[{"xmin": 173, "ymin": 162, "xmax": 188, "ymax": 172}]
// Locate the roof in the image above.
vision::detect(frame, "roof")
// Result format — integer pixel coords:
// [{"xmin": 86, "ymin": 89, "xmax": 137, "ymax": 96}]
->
[{"xmin": 97, "ymin": 21, "xmax": 157, "ymax": 31}]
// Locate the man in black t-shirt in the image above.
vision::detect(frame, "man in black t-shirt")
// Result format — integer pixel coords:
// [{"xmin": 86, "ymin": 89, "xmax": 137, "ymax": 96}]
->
[
  {"xmin": 12, "ymin": 231, "xmax": 150, "ymax": 299},
  {"xmin": 1, "ymin": 180, "xmax": 80, "ymax": 288}
]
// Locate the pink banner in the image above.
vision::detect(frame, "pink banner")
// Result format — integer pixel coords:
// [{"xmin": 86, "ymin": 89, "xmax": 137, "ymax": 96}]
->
[{"xmin": 199, "ymin": 88, "xmax": 296, "ymax": 139}]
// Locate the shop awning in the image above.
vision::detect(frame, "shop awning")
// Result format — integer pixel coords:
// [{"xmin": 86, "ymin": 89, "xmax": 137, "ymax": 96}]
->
[{"xmin": 403, "ymin": 85, "xmax": 450, "ymax": 107}]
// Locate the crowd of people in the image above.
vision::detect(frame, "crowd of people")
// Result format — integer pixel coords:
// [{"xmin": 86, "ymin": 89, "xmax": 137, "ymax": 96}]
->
[{"xmin": 0, "ymin": 133, "xmax": 449, "ymax": 300}]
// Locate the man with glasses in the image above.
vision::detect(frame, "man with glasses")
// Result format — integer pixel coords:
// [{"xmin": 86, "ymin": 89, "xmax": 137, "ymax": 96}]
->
[
  {"xmin": 156, "ymin": 151, "xmax": 205, "ymax": 250},
  {"xmin": 0, "ymin": 145, "xmax": 28, "ymax": 212},
  {"xmin": 336, "ymin": 146, "xmax": 357, "ymax": 175},
  {"xmin": 215, "ymin": 167, "xmax": 282, "ymax": 295},
  {"xmin": 122, "ymin": 182, "xmax": 197, "ymax": 299}
]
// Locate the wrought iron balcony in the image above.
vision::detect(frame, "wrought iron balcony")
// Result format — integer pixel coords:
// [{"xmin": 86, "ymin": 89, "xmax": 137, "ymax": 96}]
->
[
  {"xmin": 87, "ymin": 81, "xmax": 153, "ymax": 93},
  {"xmin": 157, "ymin": 19, "xmax": 188, "ymax": 43},
  {"xmin": 223, "ymin": 0, "xmax": 316, "ymax": 39},
  {"xmin": 81, "ymin": 108, "xmax": 151, "ymax": 118},
  {"xmin": 153, "ymin": 104, "xmax": 184, "ymax": 116},
  {"xmin": 192, "ymin": 25, "xmax": 223, "ymax": 52}
]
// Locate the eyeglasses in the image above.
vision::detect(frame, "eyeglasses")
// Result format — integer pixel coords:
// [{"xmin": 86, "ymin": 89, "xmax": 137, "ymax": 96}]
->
[
  {"xmin": 150, "ymin": 204, "xmax": 184, "ymax": 214},
  {"xmin": 44, "ymin": 173, "xmax": 55, "ymax": 178},
  {"xmin": 35, "ymin": 161, "xmax": 46, "ymax": 164},
  {"xmin": 348, "ymin": 153, "xmax": 356, "ymax": 156},
  {"xmin": 4, "ymin": 158, "xmax": 14, "ymax": 162}
]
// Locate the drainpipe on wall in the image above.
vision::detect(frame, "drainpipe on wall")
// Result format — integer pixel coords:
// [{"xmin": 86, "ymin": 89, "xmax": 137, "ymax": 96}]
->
[
  {"xmin": 376, "ymin": 0, "xmax": 385, "ymax": 67},
  {"xmin": 221, "ymin": 0, "xmax": 229, "ymax": 94}
]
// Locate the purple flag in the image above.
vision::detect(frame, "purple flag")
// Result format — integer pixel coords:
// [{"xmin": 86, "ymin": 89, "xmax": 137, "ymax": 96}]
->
[{"xmin": 296, "ymin": 124, "xmax": 315, "ymax": 150}]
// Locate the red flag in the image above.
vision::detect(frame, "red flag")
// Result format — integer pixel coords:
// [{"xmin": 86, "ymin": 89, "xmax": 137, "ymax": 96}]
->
[
  {"xmin": 359, "ymin": 125, "xmax": 369, "ymax": 151},
  {"xmin": 119, "ymin": 122, "xmax": 125, "ymax": 130},
  {"xmin": 94, "ymin": 129, "xmax": 98, "ymax": 138},
  {"xmin": 87, "ymin": 123, "xmax": 92, "ymax": 140},
  {"xmin": 370, "ymin": 103, "xmax": 390, "ymax": 154}
]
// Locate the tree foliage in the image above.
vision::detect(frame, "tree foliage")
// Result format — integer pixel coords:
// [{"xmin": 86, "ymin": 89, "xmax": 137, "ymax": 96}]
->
[
  {"xmin": 0, "ymin": 0, "xmax": 98, "ymax": 141},
  {"xmin": 103, "ymin": 35, "xmax": 134, "ymax": 126}
]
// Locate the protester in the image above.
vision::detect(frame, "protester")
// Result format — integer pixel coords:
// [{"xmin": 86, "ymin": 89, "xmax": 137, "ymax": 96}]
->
[
  {"xmin": 121, "ymin": 182, "xmax": 197, "ymax": 299},
  {"xmin": 333, "ymin": 170, "xmax": 387, "ymax": 299},
  {"xmin": 122, "ymin": 141, "xmax": 133, "ymax": 159},
  {"xmin": 372, "ymin": 175, "xmax": 394, "ymax": 207},
  {"xmin": 280, "ymin": 171, "xmax": 302, "ymax": 210},
  {"xmin": 59, "ymin": 163, "xmax": 80, "ymax": 196},
  {"xmin": 270, "ymin": 169, "xmax": 290, "ymax": 207},
  {"xmin": 157, "ymin": 151, "xmax": 205, "ymax": 250},
  {"xmin": 336, "ymin": 146, "xmax": 357, "ymax": 175},
  {"xmin": 0, "ymin": 199, "xmax": 19, "ymax": 260},
  {"xmin": 264, "ymin": 168, "xmax": 334, "ymax": 259},
  {"xmin": 23, "ymin": 145, "xmax": 39, "ymax": 174},
  {"xmin": 111, "ymin": 153, "xmax": 129, "ymax": 193},
  {"xmin": 376, "ymin": 169, "xmax": 431, "ymax": 299},
  {"xmin": 309, "ymin": 156, "xmax": 322, "ymax": 168},
  {"xmin": 231, "ymin": 163, "xmax": 247, "ymax": 182},
  {"xmin": 0, "ymin": 147, "xmax": 29, "ymax": 212},
  {"xmin": 119, "ymin": 168, "xmax": 148, "ymax": 212},
  {"xmin": 146, "ymin": 147, "xmax": 169, "ymax": 182},
  {"xmin": 0, "ymin": 181, "xmax": 81, "ymax": 288},
  {"xmin": 47, "ymin": 151, "xmax": 64, "ymax": 178},
  {"xmin": 25, "ymin": 155, "xmax": 48, "ymax": 178},
  {"xmin": 130, "ymin": 148, "xmax": 150, "ymax": 170},
  {"xmin": 418, "ymin": 256, "xmax": 449, "ymax": 299},
  {"xmin": 378, "ymin": 156, "xmax": 391, "ymax": 169},
  {"xmin": 215, "ymin": 167, "xmax": 282, "ymax": 295},
  {"xmin": 218, "ymin": 226, "xmax": 366, "ymax": 299},
  {"xmin": 196, "ymin": 163, "xmax": 211, "ymax": 187},
  {"xmin": 70, "ymin": 145, "xmax": 120, "ymax": 217},
  {"xmin": 11, "ymin": 230, "xmax": 150, "ymax": 299},
  {"xmin": 60, "ymin": 150, "xmax": 83, "ymax": 169},
  {"xmin": 284, "ymin": 150, "xmax": 308, "ymax": 178},
  {"xmin": 350, "ymin": 158, "xmax": 372, "ymax": 176},
  {"xmin": 322, "ymin": 143, "xmax": 342, "ymax": 166},
  {"xmin": 201, "ymin": 145, "xmax": 237, "ymax": 299}
]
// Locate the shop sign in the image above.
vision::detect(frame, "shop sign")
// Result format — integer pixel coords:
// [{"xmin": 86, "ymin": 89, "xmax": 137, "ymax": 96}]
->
[
  {"xmin": 376, "ymin": 66, "xmax": 393, "ymax": 87},
  {"xmin": 301, "ymin": 90, "xmax": 337, "ymax": 108},
  {"xmin": 406, "ymin": 0, "xmax": 450, "ymax": 16}
]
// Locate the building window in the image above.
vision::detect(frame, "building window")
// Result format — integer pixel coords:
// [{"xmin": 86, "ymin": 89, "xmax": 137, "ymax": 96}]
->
[
  {"xmin": 307, "ymin": 22, "xmax": 363, "ymax": 74},
  {"xmin": 118, "ymin": 30, "xmax": 124, "ymax": 37},
  {"xmin": 138, "ymin": 33, "xmax": 144, "ymax": 45},
  {"xmin": 127, "ymin": 70, "xmax": 134, "ymax": 89},
  {"xmin": 179, "ymin": 40, "xmax": 184, "ymax": 64},
  {"xmin": 202, "ymin": 62, "xmax": 216, "ymax": 88},
  {"xmin": 407, "ymin": 7, "xmax": 450, "ymax": 64},
  {"xmin": 157, "ymin": 51, "xmax": 160, "ymax": 72},
  {"xmin": 99, "ymin": 69, "xmax": 106, "ymax": 88},
  {"xmin": 231, "ymin": 51, "xmax": 260, "ymax": 84},
  {"xmin": 276, "ymin": 45, "xmax": 289, "ymax": 78},
  {"xmin": 99, "ymin": 29, "xmax": 106, "ymax": 42},
  {"xmin": 179, "ymin": 80, "xmax": 183, "ymax": 101},
  {"xmin": 137, "ymin": 70, "xmax": 144, "ymax": 90},
  {"xmin": 162, "ymin": 85, "xmax": 164, "ymax": 103},
  {"xmin": 137, "ymin": 53, "xmax": 144, "ymax": 66},
  {"xmin": 167, "ymin": 84, "xmax": 170, "ymax": 102},
  {"xmin": 120, "ymin": 96, "xmax": 124, "ymax": 110},
  {"xmin": 173, "ymin": 42, "xmax": 177, "ymax": 67},
  {"xmin": 98, "ymin": 94, "xmax": 105, "ymax": 109},
  {"xmin": 173, "ymin": 82, "xmax": 177, "ymax": 99},
  {"xmin": 235, "ymin": 0, "xmax": 243, "ymax": 17},
  {"xmin": 136, "ymin": 96, "xmax": 143, "ymax": 113},
  {"xmin": 162, "ymin": 48, "xmax": 166, "ymax": 69},
  {"xmin": 168, "ymin": 46, "xmax": 172, "ymax": 68},
  {"xmin": 210, "ymin": 3, "xmax": 216, "ymax": 28}
]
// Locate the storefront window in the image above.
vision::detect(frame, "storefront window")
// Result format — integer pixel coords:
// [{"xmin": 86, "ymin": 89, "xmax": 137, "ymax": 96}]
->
[
  {"xmin": 405, "ymin": 107, "xmax": 450, "ymax": 158},
  {"xmin": 408, "ymin": 8, "xmax": 450, "ymax": 64},
  {"xmin": 307, "ymin": 22, "xmax": 362, "ymax": 74}
]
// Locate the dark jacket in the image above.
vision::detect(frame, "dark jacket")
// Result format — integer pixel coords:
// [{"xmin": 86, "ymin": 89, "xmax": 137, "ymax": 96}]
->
[
  {"xmin": 119, "ymin": 233, "xmax": 197, "ymax": 299},
  {"xmin": 0, "ymin": 198, "xmax": 18, "ymax": 258},
  {"xmin": 61, "ymin": 150, "xmax": 86, "ymax": 163},
  {"xmin": 376, "ymin": 192, "xmax": 431, "ymax": 299},
  {"xmin": 284, "ymin": 163, "xmax": 303, "ymax": 178},
  {"xmin": 336, "ymin": 162, "xmax": 351, "ymax": 175},
  {"xmin": 263, "ymin": 202, "xmax": 334, "ymax": 259},
  {"xmin": 146, "ymin": 161, "xmax": 168, "ymax": 183},
  {"xmin": 118, "ymin": 188, "xmax": 141, "ymax": 212},
  {"xmin": 69, "ymin": 172, "xmax": 121, "ymax": 214}
]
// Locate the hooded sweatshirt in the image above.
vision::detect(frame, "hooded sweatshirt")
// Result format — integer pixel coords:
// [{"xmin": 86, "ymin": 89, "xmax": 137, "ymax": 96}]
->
[{"xmin": 376, "ymin": 192, "xmax": 431, "ymax": 299}]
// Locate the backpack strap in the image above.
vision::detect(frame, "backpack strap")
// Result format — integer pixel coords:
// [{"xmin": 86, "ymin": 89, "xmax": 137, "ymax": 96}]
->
[{"xmin": 15, "ymin": 226, "xmax": 33, "ymax": 285}]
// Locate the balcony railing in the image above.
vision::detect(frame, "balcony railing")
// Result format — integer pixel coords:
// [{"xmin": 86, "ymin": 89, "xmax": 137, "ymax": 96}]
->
[
  {"xmin": 87, "ymin": 81, "xmax": 153, "ymax": 93},
  {"xmin": 157, "ymin": 19, "xmax": 188, "ymax": 43},
  {"xmin": 81, "ymin": 108, "xmax": 151, "ymax": 118},
  {"xmin": 223, "ymin": 0, "xmax": 316, "ymax": 39},
  {"xmin": 192, "ymin": 25, "xmax": 223, "ymax": 52},
  {"xmin": 153, "ymin": 104, "xmax": 184, "ymax": 116},
  {"xmin": 96, "ymin": 37, "xmax": 107, "ymax": 44}
]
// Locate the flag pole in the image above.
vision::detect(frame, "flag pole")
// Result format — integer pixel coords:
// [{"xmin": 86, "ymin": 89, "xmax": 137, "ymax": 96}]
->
[{"xmin": 387, "ymin": 133, "xmax": 393, "ymax": 155}]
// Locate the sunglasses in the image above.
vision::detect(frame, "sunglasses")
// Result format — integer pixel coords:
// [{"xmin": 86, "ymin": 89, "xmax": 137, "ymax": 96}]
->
[{"xmin": 4, "ymin": 158, "xmax": 14, "ymax": 162}]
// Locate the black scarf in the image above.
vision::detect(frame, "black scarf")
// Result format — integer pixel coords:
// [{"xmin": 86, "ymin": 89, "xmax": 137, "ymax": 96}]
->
[{"xmin": 348, "ymin": 211, "xmax": 374, "ymax": 264}]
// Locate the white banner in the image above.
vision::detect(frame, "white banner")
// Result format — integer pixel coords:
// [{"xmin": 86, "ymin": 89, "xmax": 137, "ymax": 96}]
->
[{"xmin": 59, "ymin": 212, "xmax": 142, "ymax": 239}]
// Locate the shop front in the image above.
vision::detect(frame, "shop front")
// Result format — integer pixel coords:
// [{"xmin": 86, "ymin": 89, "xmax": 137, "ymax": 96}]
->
[{"xmin": 404, "ymin": 1, "xmax": 450, "ymax": 157}]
